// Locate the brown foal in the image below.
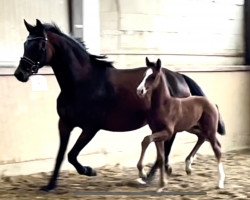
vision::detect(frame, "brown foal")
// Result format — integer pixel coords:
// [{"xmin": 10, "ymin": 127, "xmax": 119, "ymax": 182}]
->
[{"xmin": 136, "ymin": 57, "xmax": 225, "ymax": 192}]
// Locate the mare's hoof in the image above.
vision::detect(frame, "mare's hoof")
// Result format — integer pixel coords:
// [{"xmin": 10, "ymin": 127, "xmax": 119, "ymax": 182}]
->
[
  {"xmin": 40, "ymin": 184, "xmax": 56, "ymax": 192},
  {"xmin": 165, "ymin": 165, "xmax": 172, "ymax": 176},
  {"xmin": 77, "ymin": 166, "xmax": 97, "ymax": 176}
]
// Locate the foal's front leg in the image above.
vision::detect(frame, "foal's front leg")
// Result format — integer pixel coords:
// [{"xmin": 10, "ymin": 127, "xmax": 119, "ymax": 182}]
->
[
  {"xmin": 155, "ymin": 140, "xmax": 166, "ymax": 192},
  {"xmin": 137, "ymin": 134, "xmax": 152, "ymax": 182},
  {"xmin": 145, "ymin": 134, "xmax": 176, "ymax": 183},
  {"xmin": 137, "ymin": 130, "xmax": 171, "ymax": 191}
]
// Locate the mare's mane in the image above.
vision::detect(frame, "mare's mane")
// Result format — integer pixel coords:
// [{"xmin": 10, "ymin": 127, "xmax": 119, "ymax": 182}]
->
[{"xmin": 43, "ymin": 23, "xmax": 114, "ymax": 69}]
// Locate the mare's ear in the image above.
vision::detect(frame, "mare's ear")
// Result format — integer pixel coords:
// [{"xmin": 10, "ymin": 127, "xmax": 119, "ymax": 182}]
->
[
  {"xmin": 145, "ymin": 57, "xmax": 150, "ymax": 67},
  {"xmin": 24, "ymin": 19, "xmax": 34, "ymax": 33},
  {"xmin": 156, "ymin": 59, "xmax": 162, "ymax": 71},
  {"xmin": 36, "ymin": 19, "xmax": 44, "ymax": 31}
]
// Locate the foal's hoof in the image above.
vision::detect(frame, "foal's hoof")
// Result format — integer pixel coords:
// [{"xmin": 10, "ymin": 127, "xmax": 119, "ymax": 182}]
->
[
  {"xmin": 165, "ymin": 165, "xmax": 172, "ymax": 176},
  {"xmin": 138, "ymin": 169, "xmax": 147, "ymax": 179},
  {"xmin": 186, "ymin": 168, "xmax": 192, "ymax": 175},
  {"xmin": 157, "ymin": 186, "xmax": 166, "ymax": 193},
  {"xmin": 77, "ymin": 166, "xmax": 97, "ymax": 176},
  {"xmin": 143, "ymin": 174, "xmax": 155, "ymax": 184},
  {"xmin": 218, "ymin": 181, "xmax": 225, "ymax": 189},
  {"xmin": 136, "ymin": 178, "xmax": 147, "ymax": 185}
]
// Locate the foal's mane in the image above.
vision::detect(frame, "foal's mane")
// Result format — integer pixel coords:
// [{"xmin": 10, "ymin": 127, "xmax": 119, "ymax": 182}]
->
[{"xmin": 43, "ymin": 23, "xmax": 114, "ymax": 69}]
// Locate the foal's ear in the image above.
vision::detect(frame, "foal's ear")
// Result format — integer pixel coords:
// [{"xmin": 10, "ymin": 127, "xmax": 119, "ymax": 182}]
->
[
  {"xmin": 156, "ymin": 59, "xmax": 162, "ymax": 71},
  {"xmin": 24, "ymin": 19, "xmax": 34, "ymax": 33},
  {"xmin": 145, "ymin": 57, "xmax": 150, "ymax": 67}
]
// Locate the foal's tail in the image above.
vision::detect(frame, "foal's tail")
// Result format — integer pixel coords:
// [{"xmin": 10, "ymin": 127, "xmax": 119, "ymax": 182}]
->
[{"xmin": 182, "ymin": 74, "xmax": 226, "ymax": 135}]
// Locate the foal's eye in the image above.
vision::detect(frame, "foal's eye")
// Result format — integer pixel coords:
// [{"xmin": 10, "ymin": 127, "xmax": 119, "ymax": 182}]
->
[{"xmin": 147, "ymin": 75, "xmax": 155, "ymax": 81}]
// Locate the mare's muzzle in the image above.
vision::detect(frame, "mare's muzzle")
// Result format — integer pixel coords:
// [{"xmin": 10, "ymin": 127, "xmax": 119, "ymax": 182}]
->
[{"xmin": 14, "ymin": 67, "xmax": 29, "ymax": 82}]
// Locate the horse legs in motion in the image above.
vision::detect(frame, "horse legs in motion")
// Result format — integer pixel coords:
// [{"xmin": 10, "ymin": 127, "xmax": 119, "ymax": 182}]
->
[
  {"xmin": 144, "ymin": 134, "xmax": 176, "ymax": 182},
  {"xmin": 41, "ymin": 119, "xmax": 98, "ymax": 191},
  {"xmin": 137, "ymin": 130, "xmax": 171, "ymax": 192},
  {"xmin": 136, "ymin": 57, "xmax": 225, "ymax": 191},
  {"xmin": 137, "ymin": 129, "xmax": 224, "ymax": 192}
]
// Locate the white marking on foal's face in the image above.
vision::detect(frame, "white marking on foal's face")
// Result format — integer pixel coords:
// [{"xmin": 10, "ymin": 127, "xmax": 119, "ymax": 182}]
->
[{"xmin": 137, "ymin": 68, "xmax": 153, "ymax": 97}]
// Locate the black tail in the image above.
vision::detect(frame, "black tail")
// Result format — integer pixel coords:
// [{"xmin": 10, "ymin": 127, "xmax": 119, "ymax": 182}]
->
[
  {"xmin": 215, "ymin": 105, "xmax": 226, "ymax": 135},
  {"xmin": 182, "ymin": 74, "xmax": 226, "ymax": 135}
]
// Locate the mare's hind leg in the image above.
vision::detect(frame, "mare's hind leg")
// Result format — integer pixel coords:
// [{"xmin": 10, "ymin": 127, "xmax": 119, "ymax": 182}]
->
[
  {"xmin": 41, "ymin": 119, "xmax": 72, "ymax": 191},
  {"xmin": 209, "ymin": 135, "xmax": 225, "ymax": 189},
  {"xmin": 68, "ymin": 128, "xmax": 99, "ymax": 176},
  {"xmin": 185, "ymin": 136, "xmax": 205, "ymax": 175},
  {"xmin": 145, "ymin": 133, "xmax": 176, "ymax": 183}
]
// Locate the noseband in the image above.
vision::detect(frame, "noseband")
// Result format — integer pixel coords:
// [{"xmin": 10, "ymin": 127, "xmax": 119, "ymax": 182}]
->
[{"xmin": 20, "ymin": 36, "xmax": 48, "ymax": 74}]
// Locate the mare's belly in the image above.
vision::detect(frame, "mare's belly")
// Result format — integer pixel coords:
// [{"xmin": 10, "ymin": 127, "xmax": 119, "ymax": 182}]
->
[{"xmin": 102, "ymin": 110, "xmax": 147, "ymax": 132}]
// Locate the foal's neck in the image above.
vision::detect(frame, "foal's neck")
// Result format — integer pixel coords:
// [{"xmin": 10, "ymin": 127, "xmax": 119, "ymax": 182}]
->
[{"xmin": 151, "ymin": 73, "xmax": 172, "ymax": 108}]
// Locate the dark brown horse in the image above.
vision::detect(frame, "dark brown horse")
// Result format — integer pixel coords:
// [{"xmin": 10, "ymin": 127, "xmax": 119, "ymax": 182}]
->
[
  {"xmin": 136, "ymin": 58, "xmax": 225, "ymax": 192},
  {"xmin": 14, "ymin": 19, "xmax": 225, "ymax": 191}
]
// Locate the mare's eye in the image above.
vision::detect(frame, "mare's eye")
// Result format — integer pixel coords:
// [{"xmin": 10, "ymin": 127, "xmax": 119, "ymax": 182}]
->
[{"xmin": 40, "ymin": 41, "xmax": 46, "ymax": 51}]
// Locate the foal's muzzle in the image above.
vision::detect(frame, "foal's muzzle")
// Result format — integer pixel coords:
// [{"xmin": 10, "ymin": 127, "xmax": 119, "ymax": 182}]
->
[{"xmin": 137, "ymin": 87, "xmax": 147, "ymax": 98}]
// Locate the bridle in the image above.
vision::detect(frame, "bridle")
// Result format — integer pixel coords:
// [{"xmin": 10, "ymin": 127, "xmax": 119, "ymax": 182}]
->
[{"xmin": 20, "ymin": 36, "xmax": 48, "ymax": 74}]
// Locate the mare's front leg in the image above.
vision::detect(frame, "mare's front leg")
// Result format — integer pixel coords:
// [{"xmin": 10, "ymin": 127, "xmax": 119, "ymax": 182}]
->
[
  {"xmin": 41, "ymin": 119, "xmax": 72, "ymax": 192},
  {"xmin": 145, "ymin": 133, "xmax": 176, "ymax": 183},
  {"xmin": 68, "ymin": 128, "xmax": 98, "ymax": 176}
]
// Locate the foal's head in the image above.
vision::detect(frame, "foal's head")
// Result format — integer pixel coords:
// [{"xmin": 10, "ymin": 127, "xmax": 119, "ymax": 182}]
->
[{"xmin": 137, "ymin": 57, "xmax": 162, "ymax": 97}]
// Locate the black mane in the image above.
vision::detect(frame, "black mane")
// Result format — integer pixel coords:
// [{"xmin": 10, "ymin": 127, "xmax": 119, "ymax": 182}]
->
[{"xmin": 43, "ymin": 23, "xmax": 114, "ymax": 69}]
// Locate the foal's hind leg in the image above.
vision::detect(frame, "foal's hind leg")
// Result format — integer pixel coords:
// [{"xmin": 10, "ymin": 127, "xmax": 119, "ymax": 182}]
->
[
  {"xmin": 68, "ymin": 128, "xmax": 99, "ymax": 176},
  {"xmin": 185, "ymin": 136, "xmax": 205, "ymax": 175},
  {"xmin": 209, "ymin": 135, "xmax": 225, "ymax": 189}
]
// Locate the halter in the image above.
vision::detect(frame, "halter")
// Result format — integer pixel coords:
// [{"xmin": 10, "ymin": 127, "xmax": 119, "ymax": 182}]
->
[{"xmin": 20, "ymin": 36, "xmax": 48, "ymax": 74}]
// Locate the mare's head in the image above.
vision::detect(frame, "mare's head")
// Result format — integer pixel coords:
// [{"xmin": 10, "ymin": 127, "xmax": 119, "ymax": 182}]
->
[
  {"xmin": 14, "ymin": 19, "xmax": 51, "ymax": 82},
  {"xmin": 137, "ymin": 57, "xmax": 162, "ymax": 97}
]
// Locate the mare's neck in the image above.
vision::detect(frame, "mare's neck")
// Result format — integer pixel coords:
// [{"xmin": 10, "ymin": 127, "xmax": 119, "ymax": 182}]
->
[
  {"xmin": 47, "ymin": 32, "xmax": 92, "ymax": 93},
  {"xmin": 151, "ymin": 73, "xmax": 172, "ymax": 108}
]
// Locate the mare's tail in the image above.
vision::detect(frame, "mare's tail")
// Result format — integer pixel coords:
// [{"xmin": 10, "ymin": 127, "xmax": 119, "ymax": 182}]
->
[{"xmin": 182, "ymin": 74, "xmax": 226, "ymax": 135}]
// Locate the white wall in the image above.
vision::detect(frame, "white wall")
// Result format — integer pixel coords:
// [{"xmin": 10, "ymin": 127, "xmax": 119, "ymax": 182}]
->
[
  {"xmin": 0, "ymin": 0, "xmax": 69, "ymax": 66},
  {"xmin": 100, "ymin": 0, "xmax": 244, "ymax": 67}
]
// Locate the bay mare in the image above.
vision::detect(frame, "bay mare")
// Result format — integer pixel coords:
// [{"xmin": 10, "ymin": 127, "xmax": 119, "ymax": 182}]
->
[
  {"xmin": 136, "ymin": 58, "xmax": 225, "ymax": 192},
  {"xmin": 14, "ymin": 19, "xmax": 225, "ymax": 191}
]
